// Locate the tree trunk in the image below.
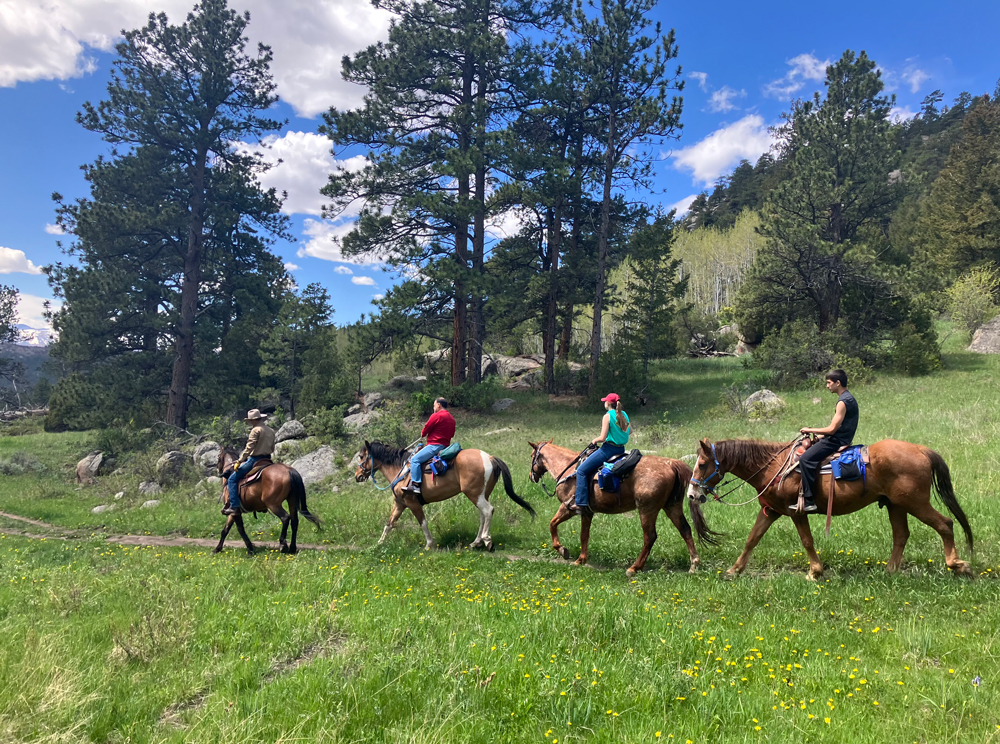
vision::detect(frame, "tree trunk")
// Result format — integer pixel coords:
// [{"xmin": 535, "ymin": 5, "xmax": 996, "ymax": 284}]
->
[
  {"xmin": 468, "ymin": 160, "xmax": 486, "ymax": 384},
  {"xmin": 166, "ymin": 149, "xmax": 208, "ymax": 430},
  {"xmin": 544, "ymin": 203, "xmax": 562, "ymax": 394},
  {"xmin": 589, "ymin": 109, "xmax": 616, "ymax": 395},
  {"xmin": 451, "ymin": 46, "xmax": 475, "ymax": 388}
]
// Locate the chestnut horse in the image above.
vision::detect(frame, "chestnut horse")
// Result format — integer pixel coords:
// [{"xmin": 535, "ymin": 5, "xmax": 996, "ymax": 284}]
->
[
  {"xmin": 687, "ymin": 438, "xmax": 974, "ymax": 579},
  {"xmin": 528, "ymin": 441, "xmax": 722, "ymax": 577},
  {"xmin": 355, "ymin": 440, "xmax": 535, "ymax": 551},
  {"xmin": 215, "ymin": 446, "xmax": 322, "ymax": 554}
]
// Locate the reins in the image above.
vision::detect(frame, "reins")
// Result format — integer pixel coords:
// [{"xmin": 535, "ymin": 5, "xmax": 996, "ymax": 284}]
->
[
  {"xmin": 704, "ymin": 440, "xmax": 797, "ymax": 507},
  {"xmin": 364, "ymin": 439, "xmax": 424, "ymax": 493},
  {"xmin": 533, "ymin": 442, "xmax": 596, "ymax": 498}
]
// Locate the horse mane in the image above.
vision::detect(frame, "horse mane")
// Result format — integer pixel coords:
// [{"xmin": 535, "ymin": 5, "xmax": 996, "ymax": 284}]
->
[
  {"xmin": 715, "ymin": 439, "xmax": 789, "ymax": 469},
  {"xmin": 368, "ymin": 440, "xmax": 409, "ymax": 467}
]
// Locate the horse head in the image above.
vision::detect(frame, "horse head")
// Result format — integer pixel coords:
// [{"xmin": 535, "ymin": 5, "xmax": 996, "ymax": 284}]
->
[
  {"xmin": 527, "ymin": 440, "xmax": 553, "ymax": 484},
  {"xmin": 355, "ymin": 440, "xmax": 374, "ymax": 483},
  {"xmin": 218, "ymin": 446, "xmax": 238, "ymax": 478},
  {"xmin": 688, "ymin": 439, "xmax": 725, "ymax": 504}
]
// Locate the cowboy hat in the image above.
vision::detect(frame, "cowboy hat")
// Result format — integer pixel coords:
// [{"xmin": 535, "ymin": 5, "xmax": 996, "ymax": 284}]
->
[{"xmin": 244, "ymin": 408, "xmax": 269, "ymax": 421}]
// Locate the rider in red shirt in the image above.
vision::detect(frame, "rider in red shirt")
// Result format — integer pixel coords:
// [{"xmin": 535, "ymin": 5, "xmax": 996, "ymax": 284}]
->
[{"xmin": 403, "ymin": 398, "xmax": 455, "ymax": 497}]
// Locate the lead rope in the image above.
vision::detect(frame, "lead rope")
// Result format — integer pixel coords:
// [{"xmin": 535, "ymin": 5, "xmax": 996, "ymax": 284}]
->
[{"xmin": 538, "ymin": 443, "xmax": 596, "ymax": 498}]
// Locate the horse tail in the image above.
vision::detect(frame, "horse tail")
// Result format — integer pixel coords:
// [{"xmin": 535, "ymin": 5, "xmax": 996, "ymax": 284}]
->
[
  {"xmin": 289, "ymin": 468, "xmax": 323, "ymax": 532},
  {"xmin": 490, "ymin": 456, "xmax": 536, "ymax": 519},
  {"xmin": 925, "ymin": 448, "xmax": 972, "ymax": 556},
  {"xmin": 673, "ymin": 460, "xmax": 724, "ymax": 547}
]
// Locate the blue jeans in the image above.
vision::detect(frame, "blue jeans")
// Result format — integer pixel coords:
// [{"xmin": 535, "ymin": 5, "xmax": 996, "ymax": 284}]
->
[
  {"xmin": 410, "ymin": 444, "xmax": 445, "ymax": 484},
  {"xmin": 228, "ymin": 456, "xmax": 262, "ymax": 509},
  {"xmin": 575, "ymin": 443, "xmax": 625, "ymax": 507}
]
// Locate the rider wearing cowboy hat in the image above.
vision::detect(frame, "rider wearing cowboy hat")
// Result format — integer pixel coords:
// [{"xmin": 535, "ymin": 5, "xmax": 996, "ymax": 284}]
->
[{"xmin": 222, "ymin": 409, "xmax": 276, "ymax": 516}]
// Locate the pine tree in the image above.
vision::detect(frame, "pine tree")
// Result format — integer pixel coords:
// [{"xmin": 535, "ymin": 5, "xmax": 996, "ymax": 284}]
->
[{"xmin": 73, "ymin": 0, "xmax": 285, "ymax": 429}]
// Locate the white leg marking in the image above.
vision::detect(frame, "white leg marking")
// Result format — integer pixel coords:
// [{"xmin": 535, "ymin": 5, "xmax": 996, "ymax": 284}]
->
[
  {"xmin": 420, "ymin": 519, "xmax": 434, "ymax": 548},
  {"xmin": 476, "ymin": 452, "xmax": 495, "ymax": 548}
]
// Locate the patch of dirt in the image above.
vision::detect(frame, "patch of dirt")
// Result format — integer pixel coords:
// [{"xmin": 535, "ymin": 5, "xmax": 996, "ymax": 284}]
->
[
  {"xmin": 159, "ymin": 690, "xmax": 210, "ymax": 729},
  {"xmin": 262, "ymin": 632, "xmax": 348, "ymax": 684}
]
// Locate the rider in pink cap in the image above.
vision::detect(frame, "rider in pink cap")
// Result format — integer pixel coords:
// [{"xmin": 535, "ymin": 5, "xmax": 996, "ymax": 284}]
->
[{"xmin": 569, "ymin": 393, "xmax": 631, "ymax": 514}]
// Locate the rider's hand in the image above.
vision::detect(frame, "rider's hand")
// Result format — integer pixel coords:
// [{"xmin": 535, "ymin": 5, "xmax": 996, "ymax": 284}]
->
[{"xmin": 799, "ymin": 427, "xmax": 811, "ymax": 434}]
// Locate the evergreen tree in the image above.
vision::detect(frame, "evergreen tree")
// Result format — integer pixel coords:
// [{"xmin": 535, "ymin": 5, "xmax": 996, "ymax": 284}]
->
[{"xmin": 72, "ymin": 0, "xmax": 285, "ymax": 429}]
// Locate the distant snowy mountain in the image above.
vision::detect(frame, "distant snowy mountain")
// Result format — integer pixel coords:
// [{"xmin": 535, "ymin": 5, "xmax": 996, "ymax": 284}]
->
[{"xmin": 14, "ymin": 324, "xmax": 55, "ymax": 347}]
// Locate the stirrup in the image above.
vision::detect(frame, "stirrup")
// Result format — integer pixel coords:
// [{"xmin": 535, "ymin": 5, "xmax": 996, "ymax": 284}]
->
[{"xmin": 790, "ymin": 500, "xmax": 818, "ymax": 514}]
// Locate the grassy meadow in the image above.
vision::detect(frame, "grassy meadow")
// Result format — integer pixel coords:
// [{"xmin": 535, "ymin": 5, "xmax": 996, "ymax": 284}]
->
[{"xmin": 2, "ymin": 341, "xmax": 1000, "ymax": 742}]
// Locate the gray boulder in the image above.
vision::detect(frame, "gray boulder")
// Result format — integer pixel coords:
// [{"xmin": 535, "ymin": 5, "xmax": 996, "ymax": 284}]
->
[
  {"xmin": 139, "ymin": 481, "xmax": 163, "ymax": 496},
  {"xmin": 91, "ymin": 504, "xmax": 115, "ymax": 514},
  {"xmin": 140, "ymin": 500, "xmax": 161, "ymax": 509},
  {"xmin": 192, "ymin": 440, "xmax": 220, "ymax": 475},
  {"xmin": 75, "ymin": 452, "xmax": 104, "ymax": 484},
  {"xmin": 346, "ymin": 403, "xmax": 362, "ymax": 415},
  {"xmin": 344, "ymin": 410, "xmax": 383, "ymax": 430},
  {"xmin": 155, "ymin": 451, "xmax": 189, "ymax": 484},
  {"xmin": 970, "ymin": 315, "xmax": 1000, "ymax": 354},
  {"xmin": 492, "ymin": 398, "xmax": 515, "ymax": 412},
  {"xmin": 363, "ymin": 392, "xmax": 385, "ymax": 410},
  {"xmin": 275, "ymin": 419, "xmax": 307, "ymax": 443},
  {"xmin": 113, "ymin": 491, "xmax": 125, "ymax": 500},
  {"xmin": 387, "ymin": 375, "xmax": 426, "ymax": 389},
  {"xmin": 290, "ymin": 446, "xmax": 338, "ymax": 486},
  {"xmin": 742, "ymin": 389, "xmax": 786, "ymax": 416},
  {"xmin": 495, "ymin": 355, "xmax": 543, "ymax": 378}
]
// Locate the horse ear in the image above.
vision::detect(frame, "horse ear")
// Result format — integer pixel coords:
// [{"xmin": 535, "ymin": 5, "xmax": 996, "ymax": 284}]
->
[
  {"xmin": 364, "ymin": 440, "xmax": 371, "ymax": 450},
  {"xmin": 698, "ymin": 438, "xmax": 712, "ymax": 455},
  {"xmin": 528, "ymin": 441, "xmax": 538, "ymax": 450}
]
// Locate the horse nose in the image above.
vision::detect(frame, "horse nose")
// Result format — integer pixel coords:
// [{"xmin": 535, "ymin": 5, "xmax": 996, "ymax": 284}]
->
[{"xmin": 686, "ymin": 483, "xmax": 702, "ymax": 502}]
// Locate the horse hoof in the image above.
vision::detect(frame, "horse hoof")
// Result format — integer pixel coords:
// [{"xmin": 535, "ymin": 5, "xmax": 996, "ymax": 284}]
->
[
  {"xmin": 950, "ymin": 561, "xmax": 973, "ymax": 577},
  {"xmin": 573, "ymin": 558, "xmax": 586, "ymax": 567},
  {"xmin": 688, "ymin": 564, "xmax": 699, "ymax": 574},
  {"xmin": 486, "ymin": 541, "xmax": 495, "ymax": 553},
  {"xmin": 557, "ymin": 546, "xmax": 571, "ymax": 560},
  {"xmin": 625, "ymin": 568, "xmax": 636, "ymax": 579},
  {"xmin": 806, "ymin": 570, "xmax": 822, "ymax": 582},
  {"xmin": 279, "ymin": 544, "xmax": 289, "ymax": 554},
  {"xmin": 723, "ymin": 569, "xmax": 739, "ymax": 580}
]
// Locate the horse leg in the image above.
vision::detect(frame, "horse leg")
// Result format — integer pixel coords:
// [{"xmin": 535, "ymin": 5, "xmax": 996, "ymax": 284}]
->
[
  {"xmin": 550, "ymin": 502, "xmax": 575, "ymax": 560},
  {"xmin": 289, "ymin": 512, "xmax": 299, "ymax": 554},
  {"xmin": 626, "ymin": 509, "xmax": 658, "ymax": 578},
  {"xmin": 790, "ymin": 515, "xmax": 824, "ymax": 580},
  {"xmin": 410, "ymin": 502, "xmax": 435, "ymax": 550},
  {"xmin": 574, "ymin": 513, "xmax": 593, "ymax": 566},
  {"xmin": 233, "ymin": 515, "xmax": 255, "ymax": 555},
  {"xmin": 466, "ymin": 491, "xmax": 487, "ymax": 549},
  {"xmin": 378, "ymin": 499, "xmax": 405, "ymax": 545},
  {"xmin": 886, "ymin": 504, "xmax": 910, "ymax": 572},
  {"xmin": 270, "ymin": 504, "xmax": 291, "ymax": 553},
  {"xmin": 908, "ymin": 501, "xmax": 972, "ymax": 576},
  {"xmin": 213, "ymin": 515, "xmax": 236, "ymax": 553},
  {"xmin": 727, "ymin": 507, "xmax": 780, "ymax": 577},
  {"xmin": 665, "ymin": 501, "xmax": 700, "ymax": 573}
]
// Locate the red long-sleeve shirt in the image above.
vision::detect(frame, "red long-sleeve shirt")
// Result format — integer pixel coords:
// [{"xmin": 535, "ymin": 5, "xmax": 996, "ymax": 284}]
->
[{"xmin": 421, "ymin": 409, "xmax": 456, "ymax": 446}]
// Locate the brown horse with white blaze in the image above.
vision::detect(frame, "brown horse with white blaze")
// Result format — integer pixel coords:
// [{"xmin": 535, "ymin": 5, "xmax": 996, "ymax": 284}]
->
[
  {"xmin": 356, "ymin": 440, "xmax": 535, "ymax": 551},
  {"xmin": 528, "ymin": 441, "xmax": 722, "ymax": 577},
  {"xmin": 687, "ymin": 438, "xmax": 974, "ymax": 579},
  {"xmin": 214, "ymin": 446, "xmax": 322, "ymax": 555}
]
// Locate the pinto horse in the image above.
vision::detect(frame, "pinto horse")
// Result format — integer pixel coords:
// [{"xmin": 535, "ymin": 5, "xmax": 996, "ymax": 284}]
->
[
  {"xmin": 355, "ymin": 440, "xmax": 535, "ymax": 551},
  {"xmin": 528, "ymin": 441, "xmax": 722, "ymax": 577},
  {"xmin": 687, "ymin": 438, "xmax": 974, "ymax": 579},
  {"xmin": 215, "ymin": 446, "xmax": 322, "ymax": 555}
]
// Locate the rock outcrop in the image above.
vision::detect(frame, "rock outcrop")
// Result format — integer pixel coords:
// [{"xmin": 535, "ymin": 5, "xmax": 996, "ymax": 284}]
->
[
  {"xmin": 970, "ymin": 315, "xmax": 1000, "ymax": 354},
  {"xmin": 290, "ymin": 446, "xmax": 338, "ymax": 486},
  {"xmin": 75, "ymin": 452, "xmax": 104, "ymax": 484},
  {"xmin": 275, "ymin": 420, "xmax": 306, "ymax": 443}
]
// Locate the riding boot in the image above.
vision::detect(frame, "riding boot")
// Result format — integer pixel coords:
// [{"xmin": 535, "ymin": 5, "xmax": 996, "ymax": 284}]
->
[{"xmin": 403, "ymin": 481, "xmax": 422, "ymax": 496}]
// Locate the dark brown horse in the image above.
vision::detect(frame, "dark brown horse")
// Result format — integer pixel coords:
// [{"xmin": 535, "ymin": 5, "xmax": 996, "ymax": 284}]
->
[
  {"xmin": 528, "ymin": 441, "xmax": 721, "ymax": 577},
  {"xmin": 355, "ymin": 441, "xmax": 535, "ymax": 551},
  {"xmin": 215, "ymin": 447, "xmax": 322, "ymax": 554},
  {"xmin": 687, "ymin": 438, "xmax": 974, "ymax": 579}
]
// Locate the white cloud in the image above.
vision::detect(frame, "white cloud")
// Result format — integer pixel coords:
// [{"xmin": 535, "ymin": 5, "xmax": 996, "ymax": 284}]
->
[
  {"xmin": 0, "ymin": 0, "xmax": 392, "ymax": 117},
  {"xmin": 351, "ymin": 275, "xmax": 376, "ymax": 286},
  {"xmin": 372, "ymin": 293, "xmax": 384, "ymax": 301},
  {"xmin": 668, "ymin": 194, "xmax": 699, "ymax": 217},
  {"xmin": 688, "ymin": 71, "xmax": 709, "ymax": 92},
  {"xmin": 890, "ymin": 106, "xmax": 918, "ymax": 123},
  {"xmin": 44, "ymin": 223, "xmax": 64, "ymax": 235},
  {"xmin": 296, "ymin": 217, "xmax": 380, "ymax": 265},
  {"xmin": 238, "ymin": 131, "xmax": 366, "ymax": 216},
  {"xmin": 763, "ymin": 53, "xmax": 830, "ymax": 99},
  {"xmin": 707, "ymin": 86, "xmax": 746, "ymax": 113},
  {"xmin": 901, "ymin": 64, "xmax": 930, "ymax": 94},
  {"xmin": 283, "ymin": 262, "xmax": 300, "ymax": 271},
  {"xmin": 334, "ymin": 265, "xmax": 353, "ymax": 275},
  {"xmin": 0, "ymin": 246, "xmax": 44, "ymax": 274},
  {"xmin": 485, "ymin": 207, "xmax": 531, "ymax": 240},
  {"xmin": 672, "ymin": 115, "xmax": 775, "ymax": 186},
  {"xmin": 16, "ymin": 293, "xmax": 60, "ymax": 328}
]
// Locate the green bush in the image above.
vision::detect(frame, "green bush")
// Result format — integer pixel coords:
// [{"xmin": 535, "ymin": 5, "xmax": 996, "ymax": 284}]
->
[
  {"xmin": 0, "ymin": 451, "xmax": 46, "ymax": 475},
  {"xmin": 201, "ymin": 415, "xmax": 249, "ymax": 447},
  {"xmin": 749, "ymin": 321, "xmax": 835, "ymax": 387},
  {"xmin": 947, "ymin": 265, "xmax": 1000, "ymax": 335},
  {"xmin": 367, "ymin": 408, "xmax": 414, "ymax": 448},
  {"xmin": 891, "ymin": 323, "xmax": 941, "ymax": 376},
  {"xmin": 92, "ymin": 425, "xmax": 158, "ymax": 459},
  {"xmin": 310, "ymin": 407, "xmax": 346, "ymax": 441}
]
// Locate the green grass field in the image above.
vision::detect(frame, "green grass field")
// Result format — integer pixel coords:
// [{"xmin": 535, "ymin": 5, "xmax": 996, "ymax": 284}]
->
[{"xmin": 1, "ymin": 344, "xmax": 999, "ymax": 742}]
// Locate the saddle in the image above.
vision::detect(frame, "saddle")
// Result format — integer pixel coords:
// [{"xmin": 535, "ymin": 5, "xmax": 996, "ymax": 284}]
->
[
  {"xmin": 596, "ymin": 449, "xmax": 643, "ymax": 493},
  {"xmin": 238, "ymin": 458, "xmax": 273, "ymax": 496},
  {"xmin": 422, "ymin": 443, "xmax": 462, "ymax": 479},
  {"xmin": 783, "ymin": 437, "xmax": 870, "ymax": 481}
]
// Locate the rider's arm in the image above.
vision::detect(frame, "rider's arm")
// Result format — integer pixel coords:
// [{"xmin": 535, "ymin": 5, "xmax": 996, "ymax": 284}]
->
[
  {"xmin": 239, "ymin": 427, "xmax": 258, "ymax": 464},
  {"xmin": 592, "ymin": 413, "xmax": 610, "ymax": 445},
  {"xmin": 801, "ymin": 401, "xmax": 847, "ymax": 436}
]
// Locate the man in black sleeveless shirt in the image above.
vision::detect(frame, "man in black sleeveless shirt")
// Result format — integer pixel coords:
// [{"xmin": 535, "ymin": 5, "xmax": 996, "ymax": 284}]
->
[{"xmin": 795, "ymin": 369, "xmax": 860, "ymax": 513}]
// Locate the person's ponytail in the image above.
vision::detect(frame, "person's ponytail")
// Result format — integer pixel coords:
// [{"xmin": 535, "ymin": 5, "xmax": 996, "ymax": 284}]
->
[{"xmin": 615, "ymin": 400, "xmax": 631, "ymax": 433}]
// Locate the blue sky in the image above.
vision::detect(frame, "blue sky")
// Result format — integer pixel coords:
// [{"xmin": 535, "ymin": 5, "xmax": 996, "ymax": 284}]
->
[{"xmin": 1, "ymin": 0, "xmax": 998, "ymax": 330}]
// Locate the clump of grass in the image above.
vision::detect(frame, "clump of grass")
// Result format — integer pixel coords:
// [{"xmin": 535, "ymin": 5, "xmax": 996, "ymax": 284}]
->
[{"xmin": 0, "ymin": 451, "xmax": 45, "ymax": 475}]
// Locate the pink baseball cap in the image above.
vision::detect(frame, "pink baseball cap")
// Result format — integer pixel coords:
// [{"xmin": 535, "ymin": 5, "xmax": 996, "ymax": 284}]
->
[{"xmin": 600, "ymin": 393, "xmax": 620, "ymax": 403}]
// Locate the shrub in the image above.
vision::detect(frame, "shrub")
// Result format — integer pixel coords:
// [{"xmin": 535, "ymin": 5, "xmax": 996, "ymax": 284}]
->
[
  {"xmin": 202, "ymin": 415, "xmax": 249, "ymax": 447},
  {"xmin": 891, "ymin": 323, "xmax": 941, "ymax": 376},
  {"xmin": 0, "ymin": 451, "xmax": 45, "ymax": 475},
  {"xmin": 749, "ymin": 321, "xmax": 835, "ymax": 387},
  {"xmin": 93, "ymin": 425, "xmax": 158, "ymax": 459},
  {"xmin": 947, "ymin": 265, "xmax": 1000, "ymax": 335},
  {"xmin": 310, "ymin": 407, "xmax": 346, "ymax": 441},
  {"xmin": 367, "ymin": 408, "xmax": 414, "ymax": 448}
]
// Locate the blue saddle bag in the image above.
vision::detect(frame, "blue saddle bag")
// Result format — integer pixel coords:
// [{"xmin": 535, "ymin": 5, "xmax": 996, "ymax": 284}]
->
[{"xmin": 830, "ymin": 446, "xmax": 864, "ymax": 482}]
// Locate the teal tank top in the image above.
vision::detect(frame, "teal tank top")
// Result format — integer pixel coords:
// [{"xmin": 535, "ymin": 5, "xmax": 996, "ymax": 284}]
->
[{"xmin": 607, "ymin": 410, "xmax": 630, "ymax": 446}]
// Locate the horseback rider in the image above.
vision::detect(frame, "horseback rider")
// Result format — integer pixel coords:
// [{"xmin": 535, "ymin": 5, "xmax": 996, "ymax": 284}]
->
[
  {"xmin": 796, "ymin": 369, "xmax": 859, "ymax": 513},
  {"xmin": 222, "ymin": 409, "xmax": 276, "ymax": 516},
  {"xmin": 569, "ymin": 393, "xmax": 631, "ymax": 514},
  {"xmin": 402, "ymin": 397, "xmax": 455, "ymax": 498}
]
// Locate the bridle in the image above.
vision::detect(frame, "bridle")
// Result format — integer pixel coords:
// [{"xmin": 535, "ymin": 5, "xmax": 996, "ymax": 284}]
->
[
  {"xmin": 531, "ymin": 442, "xmax": 596, "ymax": 498},
  {"xmin": 689, "ymin": 440, "xmax": 798, "ymax": 506},
  {"xmin": 689, "ymin": 443, "xmax": 725, "ymax": 499}
]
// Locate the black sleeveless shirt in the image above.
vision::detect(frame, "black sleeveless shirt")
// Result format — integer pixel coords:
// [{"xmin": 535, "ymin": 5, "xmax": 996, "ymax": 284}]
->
[{"xmin": 829, "ymin": 390, "xmax": 859, "ymax": 446}]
